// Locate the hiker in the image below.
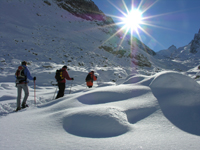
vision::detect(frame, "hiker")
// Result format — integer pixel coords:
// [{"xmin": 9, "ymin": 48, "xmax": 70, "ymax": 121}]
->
[
  {"xmin": 195, "ymin": 65, "xmax": 200, "ymax": 79},
  {"xmin": 15, "ymin": 61, "xmax": 36, "ymax": 111},
  {"xmin": 86, "ymin": 71, "xmax": 97, "ymax": 88},
  {"xmin": 55, "ymin": 65, "xmax": 74, "ymax": 99}
]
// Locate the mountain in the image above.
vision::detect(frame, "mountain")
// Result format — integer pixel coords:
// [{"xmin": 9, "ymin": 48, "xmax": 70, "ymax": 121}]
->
[
  {"xmin": 155, "ymin": 29, "xmax": 200, "ymax": 71},
  {"xmin": 0, "ymin": 0, "xmax": 160, "ymax": 78},
  {"xmin": 1, "ymin": 0, "xmax": 200, "ymax": 78},
  {"xmin": 190, "ymin": 29, "xmax": 200, "ymax": 53},
  {"xmin": 54, "ymin": 0, "xmax": 114, "ymax": 25},
  {"xmin": 157, "ymin": 45, "xmax": 177, "ymax": 58}
]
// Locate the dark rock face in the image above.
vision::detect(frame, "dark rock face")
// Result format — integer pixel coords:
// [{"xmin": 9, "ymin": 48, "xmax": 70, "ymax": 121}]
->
[
  {"xmin": 190, "ymin": 29, "xmax": 200, "ymax": 54},
  {"xmin": 54, "ymin": 0, "xmax": 114, "ymax": 25},
  {"xmin": 130, "ymin": 53, "xmax": 152, "ymax": 67}
]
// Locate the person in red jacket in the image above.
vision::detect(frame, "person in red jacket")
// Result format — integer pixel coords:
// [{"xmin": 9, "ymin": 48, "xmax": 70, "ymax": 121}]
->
[
  {"xmin": 86, "ymin": 71, "xmax": 97, "ymax": 88},
  {"xmin": 55, "ymin": 66, "xmax": 74, "ymax": 99}
]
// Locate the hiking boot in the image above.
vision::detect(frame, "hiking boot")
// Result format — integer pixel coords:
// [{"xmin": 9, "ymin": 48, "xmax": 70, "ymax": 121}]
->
[
  {"xmin": 16, "ymin": 107, "xmax": 21, "ymax": 111},
  {"xmin": 21, "ymin": 104, "xmax": 29, "ymax": 108}
]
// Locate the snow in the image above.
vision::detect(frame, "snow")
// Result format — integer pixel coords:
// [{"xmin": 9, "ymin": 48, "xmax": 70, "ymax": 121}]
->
[
  {"xmin": 1, "ymin": 70, "xmax": 200, "ymax": 150},
  {"xmin": 1, "ymin": 0, "xmax": 200, "ymax": 150}
]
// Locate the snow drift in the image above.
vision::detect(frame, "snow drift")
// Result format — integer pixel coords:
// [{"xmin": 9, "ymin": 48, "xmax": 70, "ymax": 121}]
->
[
  {"xmin": 150, "ymin": 71, "xmax": 200, "ymax": 135},
  {"xmin": 1, "ymin": 71, "xmax": 200, "ymax": 150}
]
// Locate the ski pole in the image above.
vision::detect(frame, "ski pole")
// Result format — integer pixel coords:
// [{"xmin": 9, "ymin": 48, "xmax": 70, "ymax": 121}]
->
[
  {"xmin": 69, "ymin": 80, "xmax": 73, "ymax": 94},
  {"xmin": 34, "ymin": 80, "xmax": 36, "ymax": 104},
  {"xmin": 53, "ymin": 87, "xmax": 57, "ymax": 100}
]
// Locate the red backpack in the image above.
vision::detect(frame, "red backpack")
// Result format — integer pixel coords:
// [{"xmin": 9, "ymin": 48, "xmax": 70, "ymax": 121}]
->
[{"xmin": 15, "ymin": 66, "xmax": 26, "ymax": 80}]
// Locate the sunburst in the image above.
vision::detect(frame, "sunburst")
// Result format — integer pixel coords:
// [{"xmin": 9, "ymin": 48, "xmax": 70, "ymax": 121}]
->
[
  {"xmin": 103, "ymin": 0, "xmax": 167, "ymax": 52},
  {"xmin": 96, "ymin": 0, "xmax": 192, "ymax": 67},
  {"xmin": 121, "ymin": 8, "xmax": 143, "ymax": 32}
]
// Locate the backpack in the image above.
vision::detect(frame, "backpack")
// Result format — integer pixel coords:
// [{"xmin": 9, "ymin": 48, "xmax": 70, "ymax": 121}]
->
[
  {"xmin": 15, "ymin": 66, "xmax": 26, "ymax": 83},
  {"xmin": 85, "ymin": 74, "xmax": 92, "ymax": 82},
  {"xmin": 55, "ymin": 69, "xmax": 64, "ymax": 82}
]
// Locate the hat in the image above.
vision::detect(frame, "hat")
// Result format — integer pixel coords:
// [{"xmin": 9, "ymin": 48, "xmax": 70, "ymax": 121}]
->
[
  {"xmin": 62, "ymin": 65, "xmax": 67, "ymax": 69},
  {"xmin": 21, "ymin": 61, "xmax": 27, "ymax": 65}
]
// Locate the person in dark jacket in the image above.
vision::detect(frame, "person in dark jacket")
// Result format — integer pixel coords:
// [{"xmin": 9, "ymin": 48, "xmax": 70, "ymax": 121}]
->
[
  {"xmin": 86, "ymin": 71, "xmax": 97, "ymax": 88},
  {"xmin": 55, "ymin": 66, "xmax": 74, "ymax": 99},
  {"xmin": 15, "ymin": 61, "xmax": 36, "ymax": 111}
]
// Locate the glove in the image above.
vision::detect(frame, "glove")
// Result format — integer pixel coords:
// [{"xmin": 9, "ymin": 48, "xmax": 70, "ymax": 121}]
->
[
  {"xmin": 33, "ymin": 77, "xmax": 36, "ymax": 81},
  {"xmin": 95, "ymin": 76, "xmax": 97, "ymax": 79},
  {"xmin": 71, "ymin": 78, "xmax": 74, "ymax": 80}
]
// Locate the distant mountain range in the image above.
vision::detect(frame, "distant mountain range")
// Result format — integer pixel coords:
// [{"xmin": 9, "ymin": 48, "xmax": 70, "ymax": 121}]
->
[{"xmin": 156, "ymin": 29, "xmax": 200, "ymax": 70}]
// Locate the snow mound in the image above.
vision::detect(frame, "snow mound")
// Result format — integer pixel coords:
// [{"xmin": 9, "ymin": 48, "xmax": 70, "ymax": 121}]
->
[
  {"xmin": 77, "ymin": 85, "xmax": 150, "ymax": 104},
  {"xmin": 150, "ymin": 71, "xmax": 200, "ymax": 90},
  {"xmin": 150, "ymin": 71, "xmax": 200, "ymax": 135},
  {"xmin": 150, "ymin": 71, "xmax": 200, "ymax": 105},
  {"xmin": 63, "ymin": 107, "xmax": 129, "ymax": 138}
]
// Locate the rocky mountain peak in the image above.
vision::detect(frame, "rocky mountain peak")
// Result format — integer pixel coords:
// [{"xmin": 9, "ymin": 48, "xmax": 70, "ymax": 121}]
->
[
  {"xmin": 168, "ymin": 45, "xmax": 177, "ymax": 51},
  {"xmin": 190, "ymin": 29, "xmax": 200, "ymax": 54}
]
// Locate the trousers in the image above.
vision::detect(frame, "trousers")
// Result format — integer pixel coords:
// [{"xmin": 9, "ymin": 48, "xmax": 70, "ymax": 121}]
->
[
  {"xmin": 56, "ymin": 83, "xmax": 65, "ymax": 99},
  {"xmin": 16, "ymin": 84, "xmax": 29, "ymax": 108}
]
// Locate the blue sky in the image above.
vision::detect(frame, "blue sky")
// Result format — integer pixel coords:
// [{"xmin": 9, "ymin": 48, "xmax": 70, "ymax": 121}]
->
[{"xmin": 92, "ymin": 0, "xmax": 200, "ymax": 52}]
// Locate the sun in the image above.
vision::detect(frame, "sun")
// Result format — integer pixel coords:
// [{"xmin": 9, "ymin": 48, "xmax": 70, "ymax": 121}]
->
[
  {"xmin": 101, "ymin": 0, "xmax": 172, "ymax": 52},
  {"xmin": 121, "ymin": 9, "xmax": 143, "ymax": 31}
]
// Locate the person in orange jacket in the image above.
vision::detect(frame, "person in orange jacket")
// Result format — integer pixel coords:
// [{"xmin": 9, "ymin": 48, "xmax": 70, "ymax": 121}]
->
[{"xmin": 86, "ymin": 71, "xmax": 97, "ymax": 88}]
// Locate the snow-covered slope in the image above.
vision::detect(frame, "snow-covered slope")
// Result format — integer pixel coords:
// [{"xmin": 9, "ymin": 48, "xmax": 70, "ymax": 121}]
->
[
  {"xmin": 1, "ymin": 71, "xmax": 200, "ymax": 150},
  {"xmin": 0, "ymin": 0, "xmax": 160, "ymax": 79}
]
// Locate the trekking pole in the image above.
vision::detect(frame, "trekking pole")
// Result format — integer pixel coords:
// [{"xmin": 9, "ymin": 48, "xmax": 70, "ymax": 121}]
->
[
  {"xmin": 34, "ymin": 80, "xmax": 36, "ymax": 104},
  {"xmin": 53, "ymin": 87, "xmax": 57, "ymax": 100},
  {"xmin": 69, "ymin": 80, "xmax": 73, "ymax": 94}
]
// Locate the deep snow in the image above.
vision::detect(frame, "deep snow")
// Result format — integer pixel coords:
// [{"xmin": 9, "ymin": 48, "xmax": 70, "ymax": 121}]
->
[{"xmin": 1, "ymin": 70, "xmax": 200, "ymax": 150}]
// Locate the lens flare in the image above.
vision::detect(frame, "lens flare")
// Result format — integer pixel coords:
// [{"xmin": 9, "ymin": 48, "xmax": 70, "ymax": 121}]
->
[{"xmin": 121, "ymin": 9, "xmax": 143, "ymax": 31}]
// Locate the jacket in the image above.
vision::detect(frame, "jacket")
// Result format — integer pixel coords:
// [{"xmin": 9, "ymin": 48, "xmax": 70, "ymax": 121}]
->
[
  {"xmin": 86, "ymin": 72, "xmax": 97, "ymax": 87},
  {"xmin": 56, "ymin": 68, "xmax": 73, "ymax": 83}
]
